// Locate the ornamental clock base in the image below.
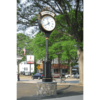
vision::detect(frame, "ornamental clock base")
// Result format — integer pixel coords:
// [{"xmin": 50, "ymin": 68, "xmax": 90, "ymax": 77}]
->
[
  {"xmin": 42, "ymin": 61, "xmax": 52, "ymax": 82},
  {"xmin": 37, "ymin": 82, "xmax": 57, "ymax": 96},
  {"xmin": 42, "ymin": 78, "xmax": 52, "ymax": 82}
]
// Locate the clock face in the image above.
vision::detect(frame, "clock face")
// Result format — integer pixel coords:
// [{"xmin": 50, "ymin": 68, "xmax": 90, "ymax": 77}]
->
[{"xmin": 41, "ymin": 16, "xmax": 56, "ymax": 31}]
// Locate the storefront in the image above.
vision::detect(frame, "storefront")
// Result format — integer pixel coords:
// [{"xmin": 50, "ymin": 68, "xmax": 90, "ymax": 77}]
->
[
  {"xmin": 51, "ymin": 64, "xmax": 69, "ymax": 75},
  {"xmin": 38, "ymin": 63, "xmax": 69, "ymax": 75}
]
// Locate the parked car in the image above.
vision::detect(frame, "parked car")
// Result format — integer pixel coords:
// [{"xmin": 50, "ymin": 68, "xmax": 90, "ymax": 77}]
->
[
  {"xmin": 65, "ymin": 74, "xmax": 70, "ymax": 78},
  {"xmin": 72, "ymin": 73, "xmax": 79, "ymax": 78},
  {"xmin": 31, "ymin": 73, "xmax": 43, "ymax": 80},
  {"xmin": 25, "ymin": 72, "xmax": 30, "ymax": 75},
  {"xmin": 52, "ymin": 73, "xmax": 62, "ymax": 78},
  {"xmin": 61, "ymin": 73, "xmax": 65, "ymax": 76},
  {"xmin": 20, "ymin": 71, "xmax": 25, "ymax": 75},
  {"xmin": 65, "ymin": 73, "xmax": 79, "ymax": 78}
]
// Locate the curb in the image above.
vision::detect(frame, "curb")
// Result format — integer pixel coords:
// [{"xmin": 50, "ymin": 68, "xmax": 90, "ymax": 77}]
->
[
  {"xmin": 17, "ymin": 81, "xmax": 83, "ymax": 86},
  {"xmin": 17, "ymin": 81, "xmax": 77, "ymax": 84}
]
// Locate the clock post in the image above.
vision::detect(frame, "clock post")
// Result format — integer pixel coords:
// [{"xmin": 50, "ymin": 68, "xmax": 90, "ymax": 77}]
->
[
  {"xmin": 37, "ymin": 7, "xmax": 57, "ymax": 96},
  {"xmin": 38, "ymin": 7, "xmax": 56, "ymax": 82},
  {"xmin": 42, "ymin": 36, "xmax": 52, "ymax": 82}
]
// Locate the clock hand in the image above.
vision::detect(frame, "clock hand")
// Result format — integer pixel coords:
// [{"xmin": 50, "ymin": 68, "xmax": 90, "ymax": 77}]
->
[{"xmin": 44, "ymin": 22, "xmax": 49, "ymax": 26}]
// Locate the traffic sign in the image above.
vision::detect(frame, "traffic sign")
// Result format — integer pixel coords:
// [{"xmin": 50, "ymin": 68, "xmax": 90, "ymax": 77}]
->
[{"xmin": 37, "ymin": 65, "xmax": 40, "ymax": 70}]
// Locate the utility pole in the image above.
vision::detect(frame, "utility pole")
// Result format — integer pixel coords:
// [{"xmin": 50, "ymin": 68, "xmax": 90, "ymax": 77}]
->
[
  {"xmin": 17, "ymin": 47, "xmax": 21, "ymax": 81},
  {"xmin": 17, "ymin": 60, "xmax": 20, "ymax": 81},
  {"xmin": 30, "ymin": 64, "xmax": 31, "ymax": 75}
]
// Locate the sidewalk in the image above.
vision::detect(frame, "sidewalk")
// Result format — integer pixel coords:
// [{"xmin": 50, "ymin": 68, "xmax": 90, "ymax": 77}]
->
[{"xmin": 17, "ymin": 77, "xmax": 82, "ymax": 86}]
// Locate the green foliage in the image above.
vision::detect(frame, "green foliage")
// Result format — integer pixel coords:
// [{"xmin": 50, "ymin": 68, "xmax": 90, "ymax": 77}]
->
[
  {"xmin": 69, "ymin": 9, "xmax": 76, "ymax": 23},
  {"xmin": 29, "ymin": 15, "xmax": 38, "ymax": 25},
  {"xmin": 32, "ymin": 16, "xmax": 37, "ymax": 21},
  {"xmin": 17, "ymin": 0, "xmax": 20, "ymax": 3},
  {"xmin": 28, "ymin": 32, "xmax": 46, "ymax": 61},
  {"xmin": 31, "ymin": 29, "xmax": 78, "ymax": 67},
  {"xmin": 17, "ymin": 33, "xmax": 33, "ymax": 62}
]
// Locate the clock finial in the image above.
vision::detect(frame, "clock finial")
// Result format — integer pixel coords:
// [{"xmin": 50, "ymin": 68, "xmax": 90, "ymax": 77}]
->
[{"xmin": 46, "ymin": 7, "xmax": 49, "ymax": 10}]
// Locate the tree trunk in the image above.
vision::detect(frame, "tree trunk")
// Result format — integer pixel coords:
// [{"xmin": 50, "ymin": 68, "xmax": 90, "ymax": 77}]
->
[
  {"xmin": 53, "ymin": 59, "xmax": 54, "ymax": 73},
  {"xmin": 69, "ymin": 60, "xmax": 72, "ymax": 78},
  {"xmin": 17, "ymin": 60, "xmax": 19, "ymax": 81},
  {"xmin": 58, "ymin": 55, "xmax": 60, "ymax": 73},
  {"xmin": 77, "ymin": 48, "xmax": 83, "ymax": 85},
  {"xmin": 57, "ymin": 55, "xmax": 60, "ymax": 73}
]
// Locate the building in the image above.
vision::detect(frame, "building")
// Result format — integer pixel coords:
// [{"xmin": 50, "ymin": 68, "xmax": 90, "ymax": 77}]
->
[
  {"xmin": 19, "ymin": 61, "xmax": 34, "ymax": 74},
  {"xmin": 36, "ymin": 58, "xmax": 79, "ymax": 75}
]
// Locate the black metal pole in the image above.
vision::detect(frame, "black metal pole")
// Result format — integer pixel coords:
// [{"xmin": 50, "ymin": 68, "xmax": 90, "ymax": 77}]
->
[
  {"xmin": 45, "ymin": 38, "xmax": 49, "ymax": 61},
  {"xmin": 42, "ymin": 37, "xmax": 52, "ymax": 82}
]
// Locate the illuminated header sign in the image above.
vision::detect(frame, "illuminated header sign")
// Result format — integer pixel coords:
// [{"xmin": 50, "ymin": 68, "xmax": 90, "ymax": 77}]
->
[{"xmin": 40, "ymin": 11, "xmax": 55, "ymax": 17}]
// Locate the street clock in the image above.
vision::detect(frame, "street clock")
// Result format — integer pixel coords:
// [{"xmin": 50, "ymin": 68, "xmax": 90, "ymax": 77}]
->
[
  {"xmin": 41, "ymin": 16, "xmax": 56, "ymax": 31},
  {"xmin": 38, "ymin": 7, "xmax": 56, "ymax": 82},
  {"xmin": 38, "ymin": 9, "xmax": 56, "ymax": 37}
]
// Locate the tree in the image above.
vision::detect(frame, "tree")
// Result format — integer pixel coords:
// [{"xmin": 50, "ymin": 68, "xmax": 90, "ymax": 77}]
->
[
  {"xmin": 29, "ymin": 32, "xmax": 45, "ymax": 61},
  {"xmin": 57, "ymin": 31, "xmax": 78, "ymax": 76},
  {"xmin": 48, "ymin": 16, "xmax": 78, "ymax": 75},
  {"xmin": 17, "ymin": 33, "xmax": 33, "ymax": 62}
]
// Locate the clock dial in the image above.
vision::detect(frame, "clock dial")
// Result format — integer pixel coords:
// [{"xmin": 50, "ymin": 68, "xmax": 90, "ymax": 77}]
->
[{"xmin": 41, "ymin": 16, "xmax": 56, "ymax": 31}]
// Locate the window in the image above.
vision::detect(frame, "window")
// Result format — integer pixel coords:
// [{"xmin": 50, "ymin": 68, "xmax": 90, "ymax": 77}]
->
[
  {"xmin": 62, "ymin": 69, "xmax": 68, "ymax": 73},
  {"xmin": 24, "ymin": 68, "xmax": 28, "ymax": 71},
  {"xmin": 54, "ymin": 69, "xmax": 58, "ymax": 73}
]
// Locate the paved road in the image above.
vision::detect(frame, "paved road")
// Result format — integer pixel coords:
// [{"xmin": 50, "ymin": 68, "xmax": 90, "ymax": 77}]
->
[
  {"xmin": 17, "ymin": 76, "xmax": 82, "ymax": 100},
  {"xmin": 17, "ymin": 83, "xmax": 83, "ymax": 100}
]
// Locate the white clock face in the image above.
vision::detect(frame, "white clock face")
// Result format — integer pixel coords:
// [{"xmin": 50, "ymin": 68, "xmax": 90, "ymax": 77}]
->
[{"xmin": 41, "ymin": 16, "xmax": 56, "ymax": 31}]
